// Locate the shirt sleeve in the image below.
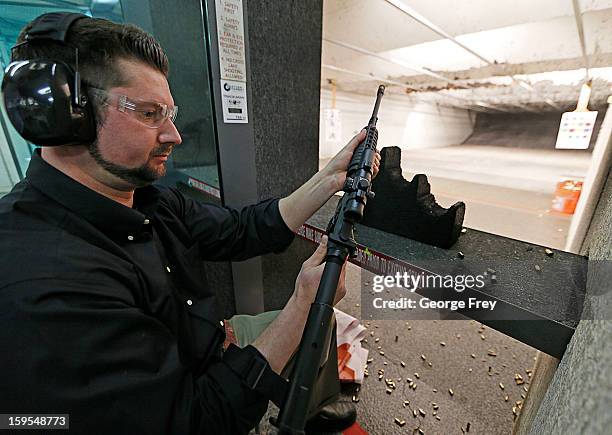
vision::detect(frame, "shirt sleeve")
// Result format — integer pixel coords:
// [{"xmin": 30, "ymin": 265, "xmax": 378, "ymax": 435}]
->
[
  {"xmin": 162, "ymin": 188, "xmax": 295, "ymax": 261},
  {"xmin": 0, "ymin": 279, "xmax": 269, "ymax": 435}
]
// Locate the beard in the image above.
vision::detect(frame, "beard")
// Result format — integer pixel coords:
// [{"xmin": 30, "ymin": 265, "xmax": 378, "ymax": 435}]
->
[{"xmin": 87, "ymin": 141, "xmax": 173, "ymax": 187}]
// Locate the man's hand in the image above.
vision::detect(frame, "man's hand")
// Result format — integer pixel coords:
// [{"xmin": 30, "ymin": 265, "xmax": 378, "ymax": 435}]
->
[
  {"xmin": 321, "ymin": 129, "xmax": 382, "ymax": 193},
  {"xmin": 292, "ymin": 236, "xmax": 347, "ymax": 306},
  {"xmin": 278, "ymin": 130, "xmax": 381, "ymax": 232},
  {"xmin": 252, "ymin": 235, "xmax": 347, "ymax": 373}
]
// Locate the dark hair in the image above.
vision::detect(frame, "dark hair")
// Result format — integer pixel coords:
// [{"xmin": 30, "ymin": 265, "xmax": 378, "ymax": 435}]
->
[{"xmin": 11, "ymin": 16, "xmax": 169, "ymax": 123}]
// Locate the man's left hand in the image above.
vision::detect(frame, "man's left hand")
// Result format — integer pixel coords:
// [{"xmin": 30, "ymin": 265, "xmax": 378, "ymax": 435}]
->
[{"xmin": 322, "ymin": 129, "xmax": 381, "ymax": 193}]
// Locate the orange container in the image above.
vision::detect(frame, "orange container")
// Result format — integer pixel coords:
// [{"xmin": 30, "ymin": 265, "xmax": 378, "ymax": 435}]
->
[{"xmin": 551, "ymin": 178, "xmax": 583, "ymax": 214}]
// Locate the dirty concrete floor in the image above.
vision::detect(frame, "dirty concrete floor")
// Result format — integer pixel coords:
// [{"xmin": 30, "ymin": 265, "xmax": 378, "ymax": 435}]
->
[{"xmin": 254, "ymin": 262, "xmax": 538, "ymax": 435}]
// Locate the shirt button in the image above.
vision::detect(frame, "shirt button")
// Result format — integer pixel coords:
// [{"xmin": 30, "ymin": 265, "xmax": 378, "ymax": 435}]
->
[
  {"xmin": 127, "ymin": 235, "xmax": 134, "ymax": 241},
  {"xmin": 144, "ymin": 218, "xmax": 150, "ymax": 225},
  {"xmin": 219, "ymin": 320, "xmax": 224, "ymax": 327},
  {"xmin": 166, "ymin": 266, "xmax": 171, "ymax": 273},
  {"xmin": 187, "ymin": 299, "xmax": 193, "ymax": 306}
]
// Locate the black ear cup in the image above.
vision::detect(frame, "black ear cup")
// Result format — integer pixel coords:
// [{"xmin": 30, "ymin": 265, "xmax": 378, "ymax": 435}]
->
[
  {"xmin": 2, "ymin": 59, "xmax": 96, "ymax": 145},
  {"xmin": 0, "ymin": 11, "xmax": 95, "ymax": 146}
]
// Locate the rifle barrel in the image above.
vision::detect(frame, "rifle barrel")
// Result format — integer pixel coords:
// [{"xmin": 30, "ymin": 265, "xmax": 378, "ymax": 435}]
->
[{"xmin": 368, "ymin": 85, "xmax": 385, "ymax": 126}]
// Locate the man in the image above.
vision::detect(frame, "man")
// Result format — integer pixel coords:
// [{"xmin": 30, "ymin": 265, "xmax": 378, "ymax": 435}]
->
[{"xmin": 0, "ymin": 13, "xmax": 379, "ymax": 434}]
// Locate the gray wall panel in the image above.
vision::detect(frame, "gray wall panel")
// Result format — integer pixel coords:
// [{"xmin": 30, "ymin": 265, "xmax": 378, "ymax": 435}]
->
[{"xmin": 246, "ymin": 1, "xmax": 324, "ymax": 308}]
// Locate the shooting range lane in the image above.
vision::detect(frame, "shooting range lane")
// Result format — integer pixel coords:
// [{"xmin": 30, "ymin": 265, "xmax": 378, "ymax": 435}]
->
[{"xmin": 303, "ymin": 195, "xmax": 588, "ymax": 359}]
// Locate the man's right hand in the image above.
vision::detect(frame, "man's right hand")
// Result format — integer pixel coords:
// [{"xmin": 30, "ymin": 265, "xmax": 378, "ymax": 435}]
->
[{"xmin": 292, "ymin": 236, "xmax": 347, "ymax": 307}]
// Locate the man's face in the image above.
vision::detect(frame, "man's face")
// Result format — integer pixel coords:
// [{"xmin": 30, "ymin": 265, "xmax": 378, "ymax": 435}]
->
[{"xmin": 89, "ymin": 58, "xmax": 182, "ymax": 188}]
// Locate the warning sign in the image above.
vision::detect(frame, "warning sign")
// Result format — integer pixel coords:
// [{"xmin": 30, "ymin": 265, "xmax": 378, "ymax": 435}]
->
[{"xmin": 215, "ymin": 0, "xmax": 246, "ymax": 82}]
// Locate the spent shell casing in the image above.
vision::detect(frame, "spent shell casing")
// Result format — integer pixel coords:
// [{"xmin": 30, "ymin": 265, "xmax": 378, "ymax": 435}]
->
[{"xmin": 394, "ymin": 418, "xmax": 406, "ymax": 427}]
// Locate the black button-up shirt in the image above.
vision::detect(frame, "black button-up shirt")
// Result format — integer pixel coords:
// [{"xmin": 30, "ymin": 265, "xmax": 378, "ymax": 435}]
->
[{"xmin": 0, "ymin": 150, "xmax": 295, "ymax": 434}]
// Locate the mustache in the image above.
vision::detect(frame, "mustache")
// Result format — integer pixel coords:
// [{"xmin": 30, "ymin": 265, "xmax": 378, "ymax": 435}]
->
[{"xmin": 151, "ymin": 143, "xmax": 174, "ymax": 156}]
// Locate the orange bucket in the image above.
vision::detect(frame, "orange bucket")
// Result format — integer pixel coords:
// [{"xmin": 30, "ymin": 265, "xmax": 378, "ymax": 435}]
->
[{"xmin": 551, "ymin": 178, "xmax": 583, "ymax": 214}]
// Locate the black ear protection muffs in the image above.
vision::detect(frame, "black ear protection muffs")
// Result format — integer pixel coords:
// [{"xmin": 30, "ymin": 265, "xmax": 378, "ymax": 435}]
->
[{"xmin": 1, "ymin": 12, "xmax": 96, "ymax": 146}]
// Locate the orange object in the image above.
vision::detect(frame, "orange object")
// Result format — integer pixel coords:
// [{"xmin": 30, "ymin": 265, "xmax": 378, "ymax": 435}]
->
[
  {"xmin": 337, "ymin": 343, "xmax": 356, "ymax": 382},
  {"xmin": 551, "ymin": 178, "xmax": 583, "ymax": 214},
  {"xmin": 343, "ymin": 422, "xmax": 368, "ymax": 435}
]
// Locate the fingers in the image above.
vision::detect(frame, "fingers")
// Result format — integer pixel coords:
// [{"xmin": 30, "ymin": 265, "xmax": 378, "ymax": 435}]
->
[
  {"xmin": 344, "ymin": 129, "xmax": 366, "ymax": 153},
  {"xmin": 303, "ymin": 235, "xmax": 328, "ymax": 267},
  {"xmin": 372, "ymin": 151, "xmax": 381, "ymax": 178}
]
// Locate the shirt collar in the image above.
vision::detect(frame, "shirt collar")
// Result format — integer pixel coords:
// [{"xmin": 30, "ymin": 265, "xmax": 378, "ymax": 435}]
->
[{"xmin": 26, "ymin": 149, "xmax": 161, "ymax": 238}]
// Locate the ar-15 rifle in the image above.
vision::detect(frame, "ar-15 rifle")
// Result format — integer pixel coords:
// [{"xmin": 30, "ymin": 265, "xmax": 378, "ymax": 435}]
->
[{"xmin": 274, "ymin": 85, "xmax": 385, "ymax": 434}]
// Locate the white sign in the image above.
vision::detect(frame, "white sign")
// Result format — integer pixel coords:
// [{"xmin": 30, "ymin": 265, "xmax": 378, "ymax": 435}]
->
[
  {"xmin": 220, "ymin": 79, "xmax": 248, "ymax": 123},
  {"xmin": 555, "ymin": 111, "xmax": 598, "ymax": 150},
  {"xmin": 215, "ymin": 0, "xmax": 246, "ymax": 82},
  {"xmin": 324, "ymin": 109, "xmax": 342, "ymax": 143}
]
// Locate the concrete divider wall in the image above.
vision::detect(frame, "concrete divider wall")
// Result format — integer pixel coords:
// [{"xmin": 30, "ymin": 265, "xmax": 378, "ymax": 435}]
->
[{"xmin": 530, "ymin": 166, "xmax": 612, "ymax": 434}]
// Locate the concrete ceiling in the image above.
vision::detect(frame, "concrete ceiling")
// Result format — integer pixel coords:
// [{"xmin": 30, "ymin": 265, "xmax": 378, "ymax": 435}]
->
[{"xmin": 321, "ymin": 0, "xmax": 612, "ymax": 112}]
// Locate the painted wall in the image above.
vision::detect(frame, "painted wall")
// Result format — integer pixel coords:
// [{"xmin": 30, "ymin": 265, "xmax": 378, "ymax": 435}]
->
[{"xmin": 319, "ymin": 89, "xmax": 475, "ymax": 159}]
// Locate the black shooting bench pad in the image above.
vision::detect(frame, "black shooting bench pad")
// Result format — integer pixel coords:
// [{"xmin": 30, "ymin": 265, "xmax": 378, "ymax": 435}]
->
[{"xmin": 305, "ymin": 196, "xmax": 588, "ymax": 359}]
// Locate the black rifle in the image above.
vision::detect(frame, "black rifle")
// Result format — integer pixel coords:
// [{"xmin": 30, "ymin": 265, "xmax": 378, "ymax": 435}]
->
[{"xmin": 274, "ymin": 85, "xmax": 385, "ymax": 434}]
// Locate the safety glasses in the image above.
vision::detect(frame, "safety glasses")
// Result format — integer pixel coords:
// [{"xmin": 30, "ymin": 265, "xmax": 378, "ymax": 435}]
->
[{"xmin": 89, "ymin": 87, "xmax": 178, "ymax": 129}]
